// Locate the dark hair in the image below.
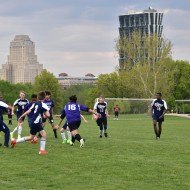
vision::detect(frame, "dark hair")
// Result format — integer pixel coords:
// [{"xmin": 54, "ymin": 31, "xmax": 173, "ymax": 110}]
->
[
  {"xmin": 31, "ymin": 94, "xmax": 37, "ymax": 101},
  {"xmin": 38, "ymin": 91, "xmax": 46, "ymax": 100},
  {"xmin": 69, "ymin": 95, "xmax": 77, "ymax": 102},
  {"xmin": 156, "ymin": 92, "xmax": 162, "ymax": 96},
  {"xmin": 45, "ymin": 91, "xmax": 51, "ymax": 96}
]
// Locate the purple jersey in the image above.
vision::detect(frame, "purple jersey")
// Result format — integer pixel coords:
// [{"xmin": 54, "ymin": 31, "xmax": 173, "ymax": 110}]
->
[
  {"xmin": 60, "ymin": 102, "xmax": 89, "ymax": 124},
  {"xmin": 43, "ymin": 99, "xmax": 54, "ymax": 114}
]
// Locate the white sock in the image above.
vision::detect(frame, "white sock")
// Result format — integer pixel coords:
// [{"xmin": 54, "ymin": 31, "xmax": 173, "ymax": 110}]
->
[
  {"xmin": 16, "ymin": 137, "xmax": 27, "ymax": 143},
  {"xmin": 12, "ymin": 127, "xmax": 18, "ymax": 134},
  {"xmin": 67, "ymin": 130, "xmax": 71, "ymax": 140},
  {"xmin": 61, "ymin": 132, "xmax": 66, "ymax": 140},
  {"xmin": 40, "ymin": 137, "xmax": 46, "ymax": 151},
  {"xmin": 18, "ymin": 126, "xmax": 22, "ymax": 136},
  {"xmin": 99, "ymin": 130, "xmax": 103, "ymax": 136}
]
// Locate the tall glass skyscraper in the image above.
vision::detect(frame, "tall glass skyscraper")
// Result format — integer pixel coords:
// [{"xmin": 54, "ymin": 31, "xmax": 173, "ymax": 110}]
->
[{"xmin": 118, "ymin": 7, "xmax": 164, "ymax": 68}]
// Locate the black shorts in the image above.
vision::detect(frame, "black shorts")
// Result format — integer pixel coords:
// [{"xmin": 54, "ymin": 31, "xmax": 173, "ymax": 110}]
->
[
  {"xmin": 68, "ymin": 121, "xmax": 81, "ymax": 132},
  {"xmin": 8, "ymin": 115, "xmax": 12, "ymax": 119},
  {"xmin": 42, "ymin": 114, "xmax": 54, "ymax": 124},
  {"xmin": 30, "ymin": 123, "xmax": 44, "ymax": 135},
  {"xmin": 152, "ymin": 115, "xmax": 164, "ymax": 123},
  {"xmin": 115, "ymin": 112, "xmax": 119, "ymax": 117},
  {"xmin": 96, "ymin": 117, "xmax": 107, "ymax": 127},
  {"xmin": 17, "ymin": 112, "xmax": 25, "ymax": 121}
]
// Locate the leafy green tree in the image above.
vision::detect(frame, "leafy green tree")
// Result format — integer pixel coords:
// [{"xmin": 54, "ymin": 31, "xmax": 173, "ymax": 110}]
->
[{"xmin": 33, "ymin": 69, "xmax": 63, "ymax": 113}]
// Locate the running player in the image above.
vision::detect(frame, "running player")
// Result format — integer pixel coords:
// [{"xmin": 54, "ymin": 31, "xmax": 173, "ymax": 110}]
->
[
  {"xmin": 55, "ymin": 95, "xmax": 100, "ymax": 147},
  {"xmin": 10, "ymin": 91, "xmax": 29, "ymax": 139},
  {"xmin": 11, "ymin": 91, "xmax": 50, "ymax": 155},
  {"xmin": 43, "ymin": 91, "xmax": 57, "ymax": 138},
  {"xmin": 0, "ymin": 100, "xmax": 12, "ymax": 147},
  {"xmin": 151, "ymin": 92, "xmax": 167, "ymax": 140},
  {"xmin": 114, "ymin": 105, "xmax": 120, "ymax": 120},
  {"xmin": 94, "ymin": 95, "xmax": 109, "ymax": 138}
]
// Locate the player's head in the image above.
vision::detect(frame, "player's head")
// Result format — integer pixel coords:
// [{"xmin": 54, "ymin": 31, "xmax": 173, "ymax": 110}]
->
[
  {"xmin": 31, "ymin": 94, "xmax": 37, "ymax": 102},
  {"xmin": 69, "ymin": 95, "xmax": 77, "ymax": 102},
  {"xmin": 99, "ymin": 95, "xmax": 105, "ymax": 103},
  {"xmin": 38, "ymin": 91, "xmax": 46, "ymax": 101},
  {"xmin": 45, "ymin": 91, "xmax": 51, "ymax": 99},
  {"xmin": 156, "ymin": 92, "xmax": 162, "ymax": 99},
  {"xmin": 19, "ymin": 91, "xmax": 26, "ymax": 99}
]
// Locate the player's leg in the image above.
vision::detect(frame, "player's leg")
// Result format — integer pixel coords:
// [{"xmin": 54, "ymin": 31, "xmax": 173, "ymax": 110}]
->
[
  {"xmin": 158, "ymin": 122, "xmax": 162, "ymax": 138},
  {"xmin": 66, "ymin": 127, "xmax": 72, "ymax": 143},
  {"xmin": 97, "ymin": 119, "xmax": 103, "ymax": 138},
  {"xmin": 103, "ymin": 118, "xmax": 108, "ymax": 137},
  {"xmin": 69, "ymin": 121, "xmax": 84, "ymax": 147},
  {"xmin": 39, "ymin": 129, "xmax": 47, "ymax": 154},
  {"xmin": 153, "ymin": 119, "xmax": 159, "ymax": 139},
  {"xmin": 49, "ymin": 115, "xmax": 57, "ymax": 138},
  {"xmin": 0, "ymin": 122, "xmax": 10, "ymax": 147},
  {"xmin": 60, "ymin": 128, "xmax": 67, "ymax": 144}
]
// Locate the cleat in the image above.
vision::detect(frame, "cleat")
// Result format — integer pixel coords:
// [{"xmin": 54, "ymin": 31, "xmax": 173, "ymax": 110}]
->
[
  {"xmin": 62, "ymin": 139, "xmax": 67, "ymax": 144},
  {"xmin": 11, "ymin": 139, "xmax": 17, "ymax": 148},
  {"xmin": 104, "ymin": 133, "xmax": 108, "ymax": 138},
  {"xmin": 67, "ymin": 139, "xmax": 72, "ymax": 144},
  {"xmin": 39, "ymin": 150, "xmax": 48, "ymax": 155},
  {"xmin": 99, "ymin": 135, "xmax": 102, "ymax": 138},
  {"xmin": 80, "ymin": 138, "xmax": 85, "ymax": 148},
  {"xmin": 70, "ymin": 141, "xmax": 74, "ymax": 146}
]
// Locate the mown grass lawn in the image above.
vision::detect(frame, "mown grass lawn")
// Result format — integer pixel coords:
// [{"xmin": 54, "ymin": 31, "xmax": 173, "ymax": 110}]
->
[{"xmin": 0, "ymin": 114, "xmax": 189, "ymax": 190}]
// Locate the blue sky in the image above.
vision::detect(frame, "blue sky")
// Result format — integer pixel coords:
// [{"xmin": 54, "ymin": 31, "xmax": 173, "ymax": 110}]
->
[{"xmin": 0, "ymin": 0, "xmax": 189, "ymax": 77}]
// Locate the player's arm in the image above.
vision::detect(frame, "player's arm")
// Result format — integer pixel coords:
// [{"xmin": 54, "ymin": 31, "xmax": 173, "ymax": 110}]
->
[
  {"xmin": 80, "ymin": 114, "xmax": 88, "ymax": 123},
  {"xmin": 18, "ymin": 109, "xmax": 32, "ymax": 122},
  {"xmin": 12, "ymin": 100, "xmax": 18, "ymax": 115},
  {"xmin": 106, "ymin": 109, "xmax": 110, "ymax": 117},
  {"xmin": 54, "ymin": 109, "xmax": 65, "ymax": 129},
  {"xmin": 159, "ymin": 101, "xmax": 168, "ymax": 118},
  {"xmin": 44, "ymin": 110, "xmax": 50, "ymax": 118}
]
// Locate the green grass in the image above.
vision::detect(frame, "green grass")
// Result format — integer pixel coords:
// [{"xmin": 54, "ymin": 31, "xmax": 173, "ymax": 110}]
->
[{"xmin": 0, "ymin": 114, "xmax": 190, "ymax": 190}]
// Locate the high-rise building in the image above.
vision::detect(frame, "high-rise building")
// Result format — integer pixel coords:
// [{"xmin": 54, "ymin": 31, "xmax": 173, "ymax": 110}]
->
[
  {"xmin": 0, "ymin": 35, "xmax": 43, "ymax": 83},
  {"xmin": 118, "ymin": 7, "xmax": 164, "ymax": 68}
]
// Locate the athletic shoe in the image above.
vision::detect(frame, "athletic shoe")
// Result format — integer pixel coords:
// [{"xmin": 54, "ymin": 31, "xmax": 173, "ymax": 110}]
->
[
  {"xmin": 99, "ymin": 135, "xmax": 102, "ymax": 138},
  {"xmin": 62, "ymin": 139, "xmax": 67, "ymax": 144},
  {"xmin": 104, "ymin": 133, "xmax": 108, "ymax": 138},
  {"xmin": 39, "ymin": 150, "xmax": 48, "ymax": 155},
  {"xmin": 11, "ymin": 139, "xmax": 17, "ymax": 148},
  {"xmin": 67, "ymin": 139, "xmax": 72, "ymax": 144},
  {"xmin": 70, "ymin": 141, "xmax": 74, "ymax": 146},
  {"xmin": 80, "ymin": 139, "xmax": 85, "ymax": 148}
]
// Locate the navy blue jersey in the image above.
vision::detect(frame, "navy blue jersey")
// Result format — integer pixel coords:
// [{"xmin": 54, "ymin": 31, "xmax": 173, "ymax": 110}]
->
[
  {"xmin": 24, "ymin": 102, "xmax": 35, "ymax": 121},
  {"xmin": 0, "ymin": 101, "xmax": 9, "ymax": 121},
  {"xmin": 94, "ymin": 102, "xmax": 108, "ymax": 118},
  {"xmin": 151, "ymin": 99, "xmax": 167, "ymax": 117},
  {"xmin": 29, "ymin": 101, "xmax": 49, "ymax": 124},
  {"xmin": 43, "ymin": 99, "xmax": 54, "ymax": 114},
  {"xmin": 13, "ymin": 99, "xmax": 29, "ymax": 114},
  {"xmin": 60, "ymin": 102, "xmax": 89, "ymax": 124}
]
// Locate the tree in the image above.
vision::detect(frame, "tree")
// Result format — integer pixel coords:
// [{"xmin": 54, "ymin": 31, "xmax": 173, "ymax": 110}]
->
[
  {"xmin": 33, "ymin": 69, "xmax": 63, "ymax": 113},
  {"xmin": 116, "ymin": 32, "xmax": 172, "ymax": 98}
]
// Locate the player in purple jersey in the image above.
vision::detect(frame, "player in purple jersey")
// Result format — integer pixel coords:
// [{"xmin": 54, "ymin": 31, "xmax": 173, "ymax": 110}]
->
[
  {"xmin": 93, "ymin": 95, "xmax": 109, "ymax": 138},
  {"xmin": 10, "ymin": 91, "xmax": 29, "ymax": 139},
  {"xmin": 0, "ymin": 100, "xmax": 12, "ymax": 147},
  {"xmin": 11, "ymin": 91, "xmax": 50, "ymax": 155},
  {"xmin": 42, "ymin": 91, "xmax": 57, "ymax": 138},
  {"xmin": 151, "ymin": 93, "xmax": 167, "ymax": 140},
  {"xmin": 55, "ymin": 95, "xmax": 100, "ymax": 147}
]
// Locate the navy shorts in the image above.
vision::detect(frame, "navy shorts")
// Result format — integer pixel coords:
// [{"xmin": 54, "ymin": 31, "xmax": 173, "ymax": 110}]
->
[
  {"xmin": 42, "ymin": 114, "xmax": 54, "ymax": 124},
  {"xmin": 96, "ymin": 117, "xmax": 107, "ymax": 127},
  {"xmin": 30, "ymin": 123, "xmax": 44, "ymax": 135},
  {"xmin": 68, "ymin": 121, "xmax": 81, "ymax": 132},
  {"xmin": 17, "ymin": 112, "xmax": 25, "ymax": 121},
  {"xmin": 152, "ymin": 115, "xmax": 164, "ymax": 123}
]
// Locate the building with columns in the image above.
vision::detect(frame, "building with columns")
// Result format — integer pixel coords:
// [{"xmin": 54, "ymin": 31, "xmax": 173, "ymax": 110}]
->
[{"xmin": 0, "ymin": 35, "xmax": 43, "ymax": 83}]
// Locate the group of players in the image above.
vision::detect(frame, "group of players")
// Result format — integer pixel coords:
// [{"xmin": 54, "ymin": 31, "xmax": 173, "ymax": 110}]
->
[
  {"xmin": 0, "ymin": 90, "xmax": 167, "ymax": 154},
  {"xmin": 0, "ymin": 91, "xmax": 111, "ymax": 155}
]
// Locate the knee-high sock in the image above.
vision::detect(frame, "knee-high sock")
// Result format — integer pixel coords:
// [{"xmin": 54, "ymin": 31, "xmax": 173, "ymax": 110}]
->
[
  {"xmin": 40, "ymin": 137, "xmax": 46, "ymax": 151},
  {"xmin": 67, "ymin": 130, "xmax": 71, "ymax": 140},
  {"xmin": 11, "ymin": 126, "xmax": 18, "ymax": 134},
  {"xmin": 18, "ymin": 126, "xmax": 22, "ymax": 135},
  {"xmin": 16, "ymin": 137, "xmax": 27, "ymax": 143},
  {"xmin": 61, "ymin": 132, "xmax": 66, "ymax": 140}
]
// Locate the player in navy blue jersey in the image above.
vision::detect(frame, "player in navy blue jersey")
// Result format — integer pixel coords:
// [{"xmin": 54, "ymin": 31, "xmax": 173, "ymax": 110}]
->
[
  {"xmin": 151, "ymin": 92, "xmax": 167, "ymax": 140},
  {"xmin": 93, "ymin": 95, "xmax": 109, "ymax": 138},
  {"xmin": 0, "ymin": 100, "xmax": 12, "ymax": 147},
  {"xmin": 10, "ymin": 91, "xmax": 29, "ymax": 139},
  {"xmin": 11, "ymin": 91, "xmax": 50, "ymax": 155},
  {"xmin": 55, "ymin": 95, "xmax": 100, "ymax": 147},
  {"xmin": 42, "ymin": 91, "xmax": 57, "ymax": 138}
]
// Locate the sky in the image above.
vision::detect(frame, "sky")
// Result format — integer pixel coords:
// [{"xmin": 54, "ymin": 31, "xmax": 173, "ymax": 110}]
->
[{"xmin": 0, "ymin": 0, "xmax": 189, "ymax": 77}]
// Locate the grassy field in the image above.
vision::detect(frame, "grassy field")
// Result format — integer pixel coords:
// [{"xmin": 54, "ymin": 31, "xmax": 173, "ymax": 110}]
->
[{"xmin": 0, "ymin": 114, "xmax": 190, "ymax": 190}]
